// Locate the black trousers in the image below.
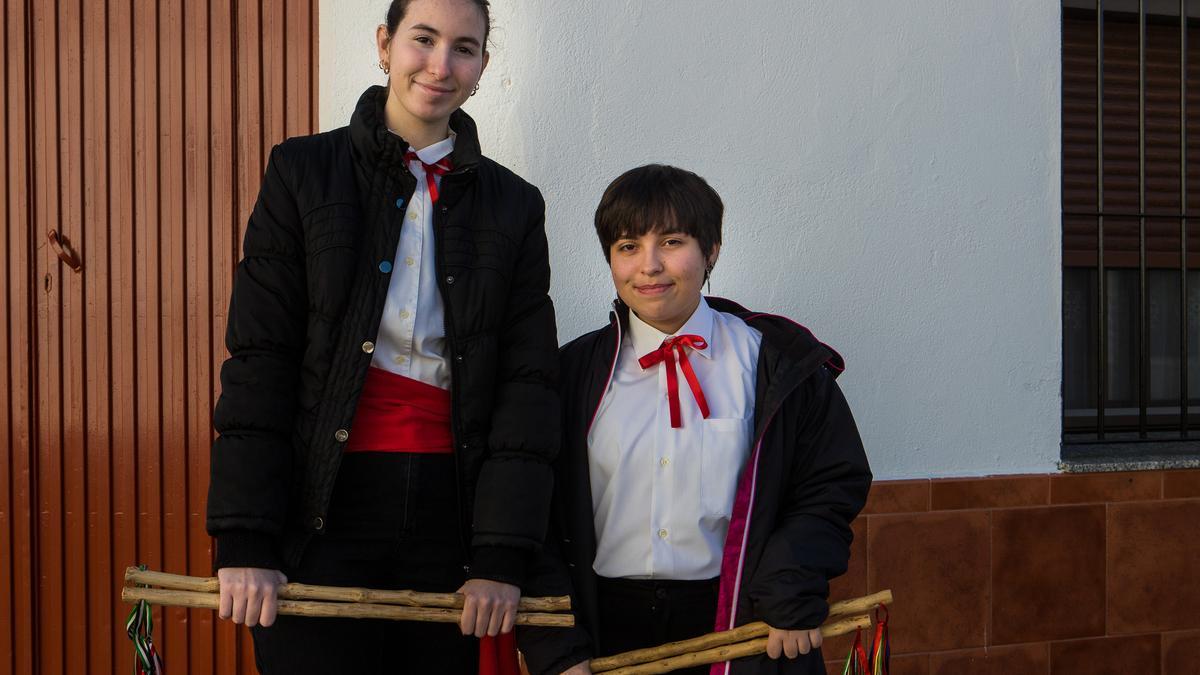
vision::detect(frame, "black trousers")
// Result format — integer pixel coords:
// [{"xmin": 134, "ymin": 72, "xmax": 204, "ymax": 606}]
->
[
  {"xmin": 594, "ymin": 576, "xmax": 828, "ymax": 675},
  {"xmin": 251, "ymin": 453, "xmax": 479, "ymax": 675},
  {"xmin": 595, "ymin": 576, "xmax": 721, "ymax": 675}
]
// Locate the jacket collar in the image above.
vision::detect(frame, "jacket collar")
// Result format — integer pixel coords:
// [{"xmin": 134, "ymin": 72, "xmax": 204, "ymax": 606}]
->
[
  {"xmin": 610, "ymin": 296, "xmax": 844, "ymax": 377},
  {"xmin": 348, "ymin": 85, "xmax": 483, "ymax": 179}
]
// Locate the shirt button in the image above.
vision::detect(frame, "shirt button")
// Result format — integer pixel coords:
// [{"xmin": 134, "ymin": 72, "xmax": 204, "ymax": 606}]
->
[
  {"xmin": 399, "ymin": 310, "xmax": 410, "ymax": 319},
  {"xmin": 657, "ymin": 528, "xmax": 668, "ymax": 539},
  {"xmin": 393, "ymin": 355, "xmax": 407, "ymax": 365},
  {"xmin": 334, "ymin": 429, "xmax": 349, "ymax": 443},
  {"xmin": 395, "ymin": 197, "xmax": 405, "ymax": 209},
  {"xmin": 405, "ymin": 256, "xmax": 415, "ymax": 266},
  {"xmin": 378, "ymin": 260, "xmax": 392, "ymax": 273},
  {"xmin": 408, "ymin": 212, "xmax": 418, "ymax": 221},
  {"xmin": 660, "ymin": 457, "xmax": 670, "ymax": 467},
  {"xmin": 361, "ymin": 340, "xmax": 375, "ymax": 354}
]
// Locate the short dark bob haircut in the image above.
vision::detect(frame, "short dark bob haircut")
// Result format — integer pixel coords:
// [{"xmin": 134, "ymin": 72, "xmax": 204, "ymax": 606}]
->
[{"xmin": 594, "ymin": 164, "xmax": 723, "ymax": 263}]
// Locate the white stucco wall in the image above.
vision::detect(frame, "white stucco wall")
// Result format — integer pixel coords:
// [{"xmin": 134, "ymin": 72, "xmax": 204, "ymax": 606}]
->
[{"xmin": 320, "ymin": 1, "xmax": 1063, "ymax": 480}]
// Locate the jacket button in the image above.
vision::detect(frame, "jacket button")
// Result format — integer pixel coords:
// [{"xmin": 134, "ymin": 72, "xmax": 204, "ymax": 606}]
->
[
  {"xmin": 378, "ymin": 260, "xmax": 392, "ymax": 273},
  {"xmin": 455, "ymin": 354, "xmax": 464, "ymax": 362},
  {"xmin": 445, "ymin": 275, "xmax": 455, "ymax": 285},
  {"xmin": 362, "ymin": 340, "xmax": 375, "ymax": 354},
  {"xmin": 395, "ymin": 197, "xmax": 405, "ymax": 209},
  {"xmin": 334, "ymin": 429, "xmax": 349, "ymax": 442},
  {"xmin": 312, "ymin": 516, "xmax": 324, "ymax": 531},
  {"xmin": 460, "ymin": 442, "xmax": 469, "ymax": 450}
]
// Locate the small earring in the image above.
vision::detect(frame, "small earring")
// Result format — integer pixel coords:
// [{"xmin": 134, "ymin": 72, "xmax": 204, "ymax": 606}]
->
[
  {"xmin": 379, "ymin": 60, "xmax": 389, "ymax": 75},
  {"xmin": 470, "ymin": 83, "xmax": 479, "ymax": 96}
]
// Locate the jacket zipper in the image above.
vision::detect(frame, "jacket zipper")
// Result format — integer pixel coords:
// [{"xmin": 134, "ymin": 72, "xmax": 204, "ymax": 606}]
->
[{"xmin": 433, "ymin": 170, "xmax": 474, "ymax": 570}]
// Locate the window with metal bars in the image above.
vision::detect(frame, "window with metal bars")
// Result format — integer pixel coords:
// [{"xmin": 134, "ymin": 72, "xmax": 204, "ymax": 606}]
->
[{"xmin": 1062, "ymin": 0, "xmax": 1200, "ymax": 461}]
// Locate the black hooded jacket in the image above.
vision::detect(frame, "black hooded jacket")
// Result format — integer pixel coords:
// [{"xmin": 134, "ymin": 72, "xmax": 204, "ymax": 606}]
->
[
  {"xmin": 205, "ymin": 86, "xmax": 560, "ymax": 586},
  {"xmin": 519, "ymin": 298, "xmax": 871, "ymax": 675}
]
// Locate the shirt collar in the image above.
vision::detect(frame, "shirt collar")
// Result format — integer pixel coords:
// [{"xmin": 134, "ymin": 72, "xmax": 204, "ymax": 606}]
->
[
  {"xmin": 388, "ymin": 128, "xmax": 457, "ymax": 166},
  {"xmin": 629, "ymin": 297, "xmax": 716, "ymax": 361}
]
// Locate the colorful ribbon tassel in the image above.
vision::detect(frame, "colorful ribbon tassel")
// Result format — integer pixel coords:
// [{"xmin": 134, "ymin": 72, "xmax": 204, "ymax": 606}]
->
[
  {"xmin": 125, "ymin": 565, "xmax": 164, "ymax": 675},
  {"xmin": 842, "ymin": 604, "xmax": 889, "ymax": 675}
]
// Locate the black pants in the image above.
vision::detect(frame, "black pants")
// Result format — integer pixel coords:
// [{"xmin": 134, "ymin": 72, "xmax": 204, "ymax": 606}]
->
[
  {"xmin": 251, "ymin": 453, "xmax": 479, "ymax": 675},
  {"xmin": 595, "ymin": 576, "xmax": 721, "ymax": 675},
  {"xmin": 594, "ymin": 576, "xmax": 828, "ymax": 675}
]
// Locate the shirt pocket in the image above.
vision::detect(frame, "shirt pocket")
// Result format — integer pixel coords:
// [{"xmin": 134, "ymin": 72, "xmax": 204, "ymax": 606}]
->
[{"xmin": 700, "ymin": 416, "xmax": 752, "ymax": 519}]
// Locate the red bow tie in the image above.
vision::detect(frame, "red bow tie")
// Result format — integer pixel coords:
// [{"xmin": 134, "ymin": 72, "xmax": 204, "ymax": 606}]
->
[
  {"xmin": 638, "ymin": 335, "xmax": 711, "ymax": 429},
  {"xmin": 403, "ymin": 151, "xmax": 453, "ymax": 204}
]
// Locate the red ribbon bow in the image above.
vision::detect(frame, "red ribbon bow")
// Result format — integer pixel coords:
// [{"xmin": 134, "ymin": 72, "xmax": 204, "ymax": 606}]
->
[
  {"xmin": 403, "ymin": 151, "xmax": 453, "ymax": 204},
  {"xmin": 638, "ymin": 334, "xmax": 711, "ymax": 428}
]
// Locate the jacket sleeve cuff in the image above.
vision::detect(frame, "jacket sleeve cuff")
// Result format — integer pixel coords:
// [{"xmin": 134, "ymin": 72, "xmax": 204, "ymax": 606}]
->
[
  {"xmin": 468, "ymin": 545, "xmax": 529, "ymax": 588},
  {"xmin": 213, "ymin": 531, "xmax": 283, "ymax": 572},
  {"xmin": 759, "ymin": 594, "xmax": 829, "ymax": 631},
  {"xmin": 517, "ymin": 626, "xmax": 593, "ymax": 675}
]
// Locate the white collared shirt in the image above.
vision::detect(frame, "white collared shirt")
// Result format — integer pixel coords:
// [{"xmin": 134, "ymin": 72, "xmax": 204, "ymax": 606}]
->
[
  {"xmin": 588, "ymin": 298, "xmax": 763, "ymax": 579},
  {"xmin": 370, "ymin": 132, "xmax": 456, "ymax": 389}
]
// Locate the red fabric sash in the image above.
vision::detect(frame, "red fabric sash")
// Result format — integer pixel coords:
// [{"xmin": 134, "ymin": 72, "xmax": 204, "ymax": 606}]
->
[
  {"xmin": 638, "ymin": 334, "xmax": 711, "ymax": 428},
  {"xmin": 344, "ymin": 367, "xmax": 453, "ymax": 453},
  {"xmin": 478, "ymin": 631, "xmax": 520, "ymax": 675}
]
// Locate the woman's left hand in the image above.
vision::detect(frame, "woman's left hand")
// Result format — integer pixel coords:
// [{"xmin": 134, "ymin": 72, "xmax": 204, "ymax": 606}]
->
[
  {"xmin": 765, "ymin": 626, "xmax": 823, "ymax": 659},
  {"xmin": 457, "ymin": 578, "xmax": 521, "ymax": 637}
]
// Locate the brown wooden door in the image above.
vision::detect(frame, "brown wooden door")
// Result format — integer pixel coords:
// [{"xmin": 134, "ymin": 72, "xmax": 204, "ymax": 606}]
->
[{"xmin": 3, "ymin": 1, "xmax": 317, "ymax": 672}]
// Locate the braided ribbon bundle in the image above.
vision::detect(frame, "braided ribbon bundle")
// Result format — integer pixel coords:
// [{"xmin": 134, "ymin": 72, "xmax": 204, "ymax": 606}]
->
[{"xmin": 124, "ymin": 566, "xmax": 165, "ymax": 675}]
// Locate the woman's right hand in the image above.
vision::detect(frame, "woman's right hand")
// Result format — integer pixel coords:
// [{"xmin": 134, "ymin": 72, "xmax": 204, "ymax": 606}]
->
[
  {"xmin": 217, "ymin": 567, "xmax": 288, "ymax": 628},
  {"xmin": 560, "ymin": 661, "xmax": 592, "ymax": 675}
]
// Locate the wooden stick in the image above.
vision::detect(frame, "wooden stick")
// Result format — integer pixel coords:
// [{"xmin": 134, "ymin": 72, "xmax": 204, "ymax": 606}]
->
[
  {"xmin": 594, "ymin": 614, "xmax": 873, "ymax": 675},
  {"xmin": 120, "ymin": 587, "xmax": 574, "ymax": 627},
  {"xmin": 826, "ymin": 590, "xmax": 893, "ymax": 620},
  {"xmin": 589, "ymin": 590, "xmax": 892, "ymax": 672},
  {"xmin": 123, "ymin": 567, "xmax": 572, "ymax": 612}
]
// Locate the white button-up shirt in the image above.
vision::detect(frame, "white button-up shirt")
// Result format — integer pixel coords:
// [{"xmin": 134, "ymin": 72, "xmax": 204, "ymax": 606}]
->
[
  {"xmin": 588, "ymin": 298, "xmax": 762, "ymax": 579},
  {"xmin": 370, "ymin": 133, "xmax": 455, "ymax": 389}
]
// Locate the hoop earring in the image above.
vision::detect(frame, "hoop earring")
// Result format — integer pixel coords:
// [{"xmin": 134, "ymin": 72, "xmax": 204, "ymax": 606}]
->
[
  {"xmin": 378, "ymin": 60, "xmax": 389, "ymax": 75},
  {"xmin": 470, "ymin": 83, "xmax": 479, "ymax": 96}
]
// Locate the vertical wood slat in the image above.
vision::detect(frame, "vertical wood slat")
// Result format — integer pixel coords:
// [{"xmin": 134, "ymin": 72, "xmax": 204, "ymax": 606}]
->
[
  {"xmin": 61, "ymin": 0, "xmax": 90, "ymax": 667},
  {"xmin": 0, "ymin": 3, "xmax": 13, "ymax": 674},
  {"xmin": 6, "ymin": 0, "xmax": 316, "ymax": 672},
  {"xmin": 184, "ymin": 0, "xmax": 214, "ymax": 671},
  {"xmin": 158, "ymin": 0, "xmax": 190, "ymax": 667},
  {"xmin": 33, "ymin": 0, "xmax": 65, "ymax": 669},
  {"xmin": 210, "ymin": 1, "xmax": 238, "ymax": 671},
  {"xmin": 131, "ymin": 2, "xmax": 165, "ymax": 673},
  {"xmin": 82, "ymin": 0, "xmax": 114, "ymax": 671},
  {"xmin": 2, "ymin": 0, "xmax": 36, "ymax": 673},
  {"xmin": 108, "ymin": 0, "xmax": 137, "ymax": 671}
]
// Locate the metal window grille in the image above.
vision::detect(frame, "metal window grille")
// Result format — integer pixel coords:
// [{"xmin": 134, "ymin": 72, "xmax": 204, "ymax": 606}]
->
[{"xmin": 1062, "ymin": 0, "xmax": 1200, "ymax": 447}]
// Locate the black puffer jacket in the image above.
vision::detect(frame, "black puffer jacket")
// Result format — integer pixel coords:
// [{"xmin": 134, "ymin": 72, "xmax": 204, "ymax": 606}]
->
[
  {"xmin": 206, "ymin": 86, "xmax": 559, "ymax": 586},
  {"xmin": 519, "ymin": 298, "xmax": 871, "ymax": 675}
]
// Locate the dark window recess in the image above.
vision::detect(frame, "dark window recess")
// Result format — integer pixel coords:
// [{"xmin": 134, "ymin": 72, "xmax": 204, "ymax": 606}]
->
[{"xmin": 1062, "ymin": 2, "xmax": 1200, "ymax": 448}]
